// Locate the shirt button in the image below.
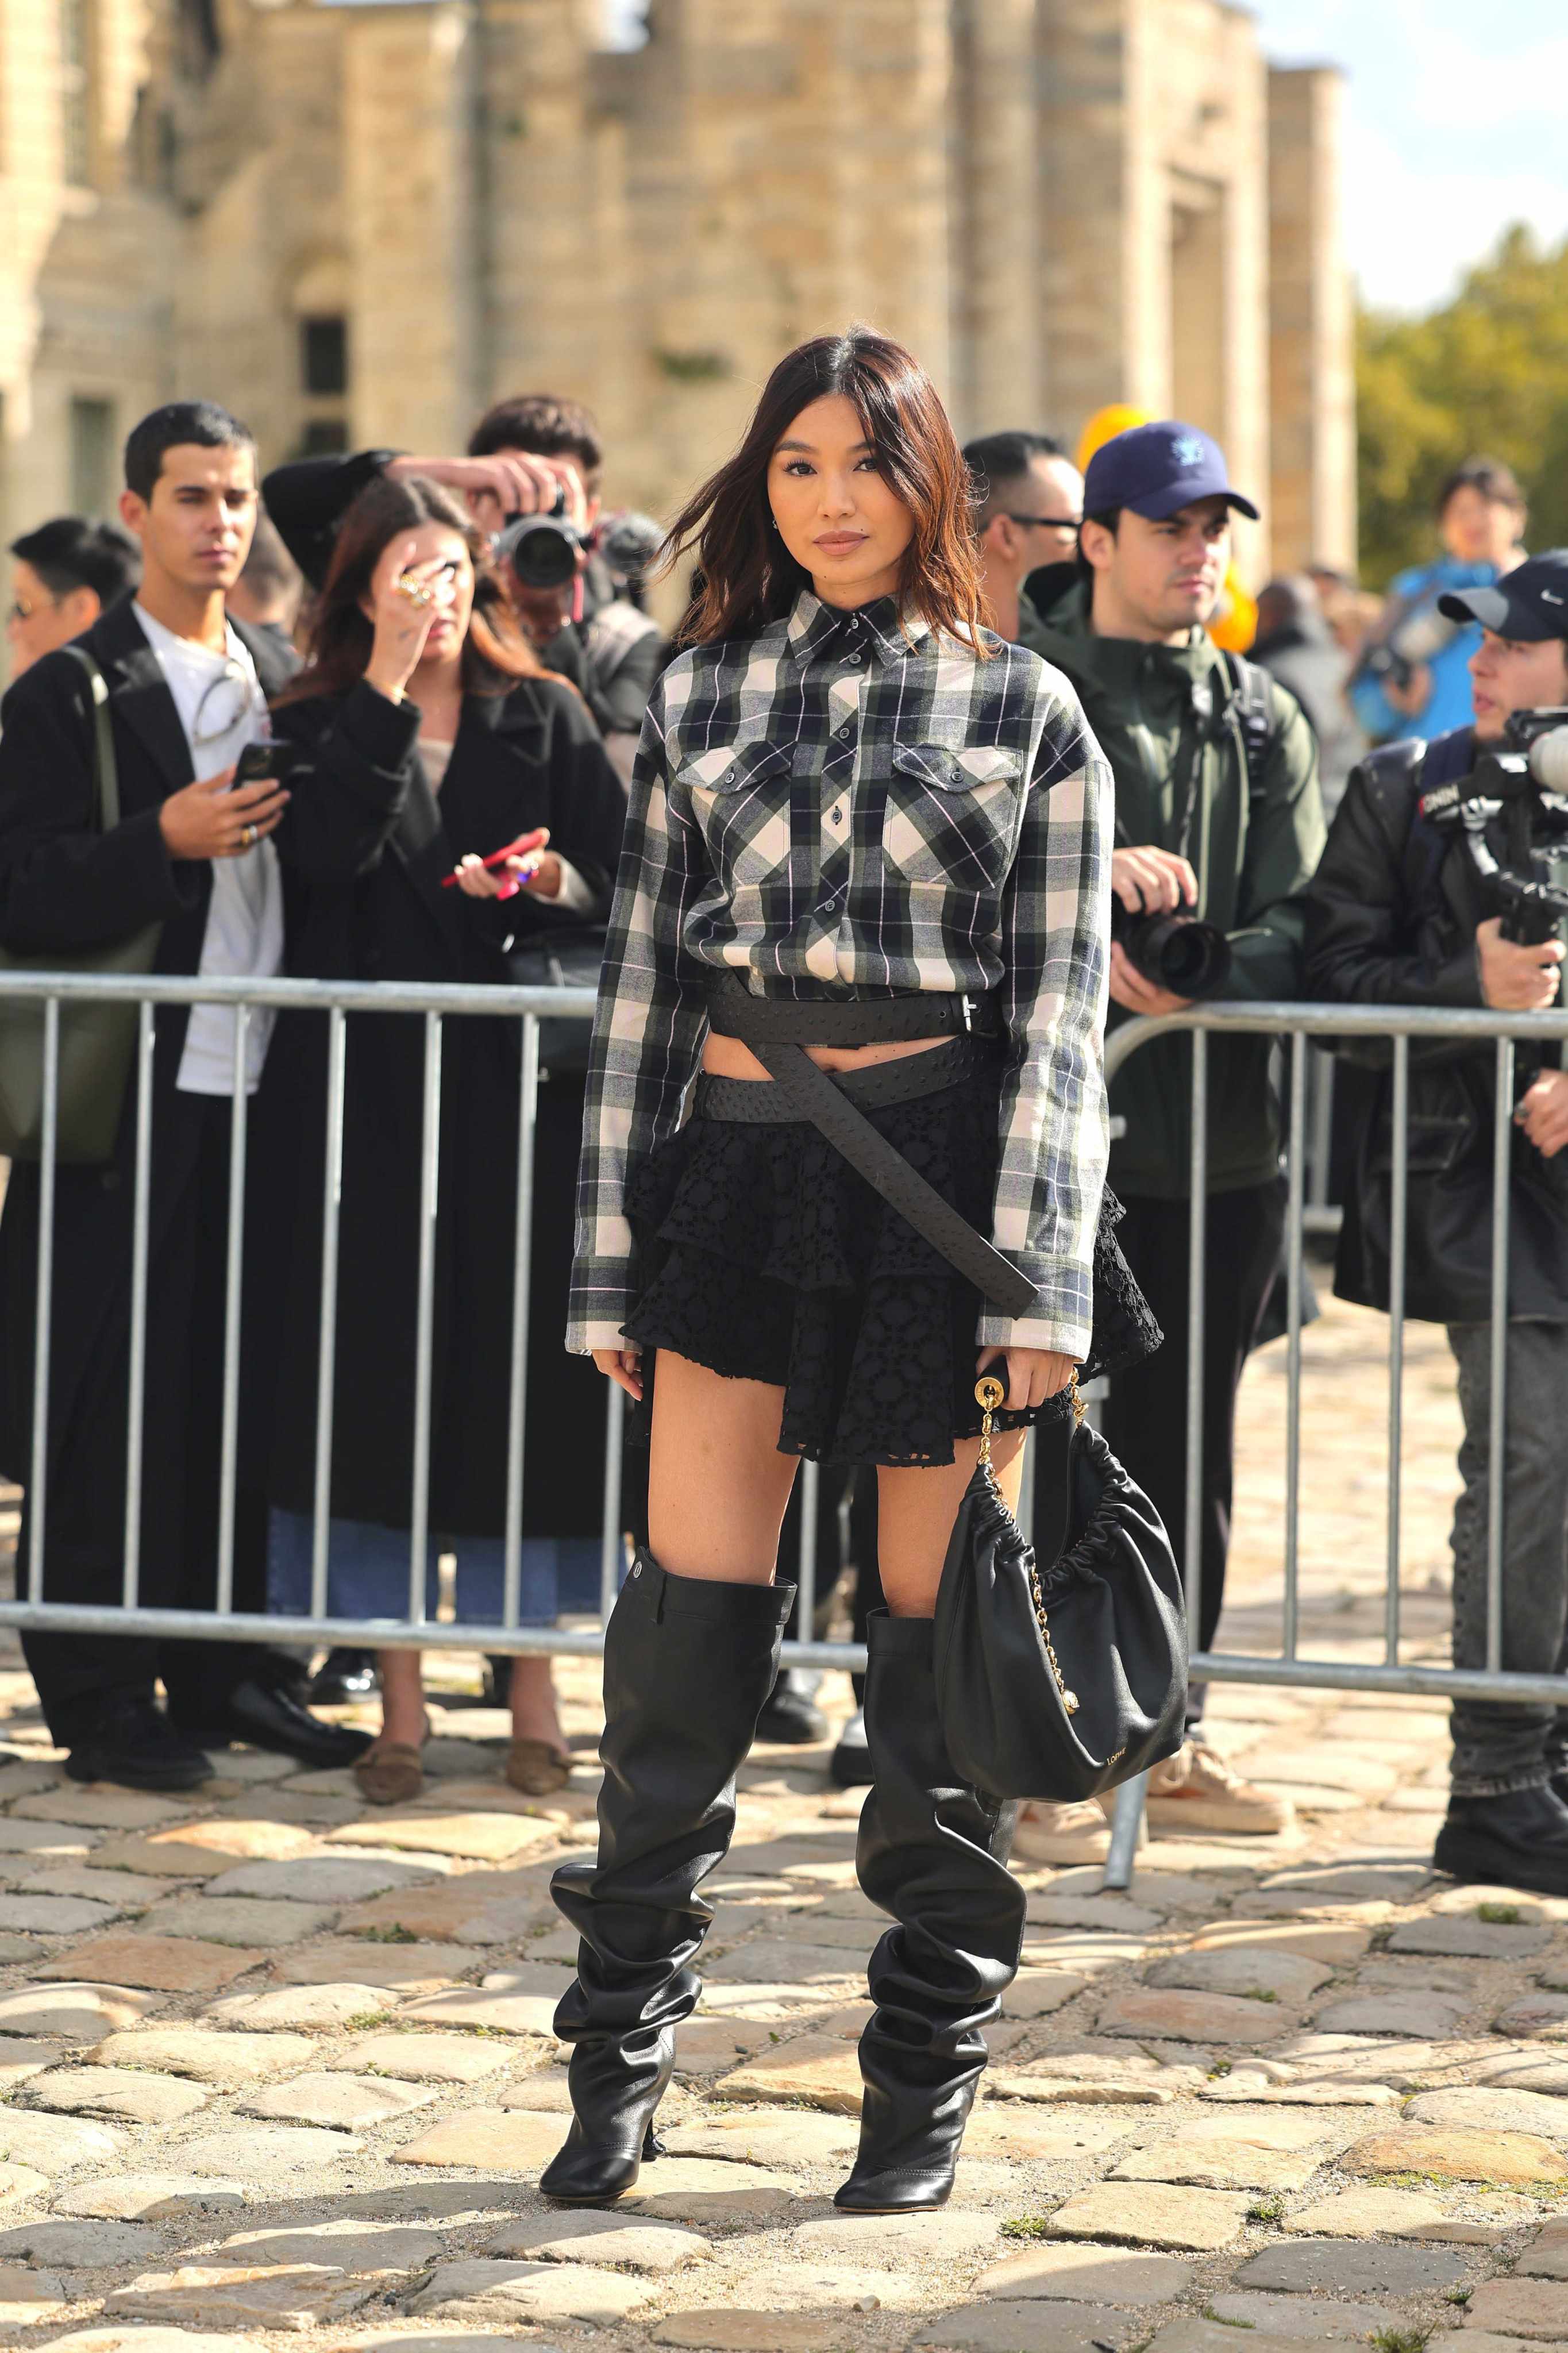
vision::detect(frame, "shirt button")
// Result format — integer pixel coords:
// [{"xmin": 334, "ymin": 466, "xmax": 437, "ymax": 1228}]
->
[
  {"xmin": 830, "ymin": 807, "xmax": 843, "ymax": 827},
  {"xmin": 844, "ymin": 652, "xmax": 862, "ymax": 667},
  {"xmin": 722, "ymin": 767, "xmax": 737, "ymax": 783},
  {"xmin": 836, "ymin": 721, "xmax": 854, "ymax": 739}
]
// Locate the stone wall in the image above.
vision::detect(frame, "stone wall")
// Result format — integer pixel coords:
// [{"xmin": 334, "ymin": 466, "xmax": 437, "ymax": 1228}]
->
[{"xmin": 1, "ymin": 0, "xmax": 1354, "ymax": 599}]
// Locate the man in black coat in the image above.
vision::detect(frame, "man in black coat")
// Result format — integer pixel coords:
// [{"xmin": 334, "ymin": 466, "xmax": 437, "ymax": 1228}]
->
[
  {"xmin": 0, "ymin": 400, "xmax": 368, "ymax": 1789},
  {"xmin": 1305, "ymin": 550, "xmax": 1568, "ymax": 1895}
]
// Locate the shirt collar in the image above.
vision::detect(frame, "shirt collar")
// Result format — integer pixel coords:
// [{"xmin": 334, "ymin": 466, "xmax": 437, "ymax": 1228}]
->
[{"xmin": 785, "ymin": 589, "xmax": 931, "ymax": 668}]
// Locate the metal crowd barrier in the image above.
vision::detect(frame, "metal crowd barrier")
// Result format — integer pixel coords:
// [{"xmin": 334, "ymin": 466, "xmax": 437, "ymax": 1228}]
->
[
  {"xmin": 1099, "ymin": 998, "xmax": 1568, "ymax": 1885},
  {"xmin": 3, "ymin": 979, "xmax": 1566, "ymax": 1889}
]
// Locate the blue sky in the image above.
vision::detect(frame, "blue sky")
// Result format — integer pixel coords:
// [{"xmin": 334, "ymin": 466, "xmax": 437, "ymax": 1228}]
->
[
  {"xmin": 602, "ymin": 2, "xmax": 1565, "ymax": 318},
  {"xmin": 1252, "ymin": 0, "xmax": 1568, "ymax": 310}
]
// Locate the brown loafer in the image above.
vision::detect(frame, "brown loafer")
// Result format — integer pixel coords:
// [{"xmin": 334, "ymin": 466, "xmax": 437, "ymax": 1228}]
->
[
  {"xmin": 505, "ymin": 1737, "xmax": 571, "ymax": 1796},
  {"xmin": 354, "ymin": 1736, "xmax": 426, "ymax": 1807}
]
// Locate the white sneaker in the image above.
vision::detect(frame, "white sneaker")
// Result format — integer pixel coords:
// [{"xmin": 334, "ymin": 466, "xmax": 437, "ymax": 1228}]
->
[
  {"xmin": 1145, "ymin": 1738, "xmax": 1294, "ymax": 1836},
  {"xmin": 1012, "ymin": 1792, "xmax": 1145, "ymax": 1865}
]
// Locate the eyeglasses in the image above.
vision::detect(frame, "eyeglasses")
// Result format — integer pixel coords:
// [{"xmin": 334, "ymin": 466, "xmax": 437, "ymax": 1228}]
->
[
  {"xmin": 1004, "ymin": 513, "xmax": 1082, "ymax": 534},
  {"xmin": 192, "ymin": 660, "xmax": 263, "ymax": 744}
]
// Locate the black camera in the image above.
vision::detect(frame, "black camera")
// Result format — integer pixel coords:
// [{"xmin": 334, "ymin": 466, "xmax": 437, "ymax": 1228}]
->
[
  {"xmin": 1111, "ymin": 897, "xmax": 1233, "ymax": 1000},
  {"xmin": 1419, "ymin": 707, "xmax": 1568, "ymax": 948},
  {"xmin": 494, "ymin": 488, "xmax": 583, "ymax": 592}
]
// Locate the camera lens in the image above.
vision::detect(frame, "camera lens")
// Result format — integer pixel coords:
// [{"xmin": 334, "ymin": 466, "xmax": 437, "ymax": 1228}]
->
[
  {"xmin": 502, "ymin": 519, "xmax": 580, "ymax": 591},
  {"xmin": 1118, "ymin": 911, "xmax": 1234, "ymax": 999}
]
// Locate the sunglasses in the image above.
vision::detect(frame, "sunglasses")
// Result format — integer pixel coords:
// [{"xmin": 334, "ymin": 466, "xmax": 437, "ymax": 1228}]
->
[
  {"xmin": 192, "ymin": 661, "xmax": 264, "ymax": 745},
  {"xmin": 1004, "ymin": 513, "xmax": 1082, "ymax": 534}
]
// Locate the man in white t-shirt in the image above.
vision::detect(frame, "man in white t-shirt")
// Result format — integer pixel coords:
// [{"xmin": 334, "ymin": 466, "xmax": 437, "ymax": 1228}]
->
[{"xmin": 0, "ymin": 400, "xmax": 368, "ymax": 1790}]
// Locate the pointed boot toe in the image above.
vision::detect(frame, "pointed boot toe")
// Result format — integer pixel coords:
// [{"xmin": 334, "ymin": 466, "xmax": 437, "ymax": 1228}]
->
[{"xmin": 540, "ymin": 2116, "xmax": 661, "ymax": 2205}]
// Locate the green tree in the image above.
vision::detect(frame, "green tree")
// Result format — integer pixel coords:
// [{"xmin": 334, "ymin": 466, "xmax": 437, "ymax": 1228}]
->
[{"xmin": 1357, "ymin": 225, "xmax": 1568, "ymax": 587}]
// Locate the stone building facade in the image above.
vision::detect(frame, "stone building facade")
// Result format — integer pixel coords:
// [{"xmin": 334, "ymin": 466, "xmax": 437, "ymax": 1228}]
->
[{"xmin": 0, "ymin": 0, "xmax": 1354, "ymax": 595}]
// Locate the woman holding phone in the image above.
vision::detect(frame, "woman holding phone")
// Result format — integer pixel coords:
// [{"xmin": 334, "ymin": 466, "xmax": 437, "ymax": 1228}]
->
[
  {"xmin": 263, "ymin": 474, "xmax": 625, "ymax": 1802},
  {"xmin": 548, "ymin": 329, "xmax": 1151, "ymax": 2216}
]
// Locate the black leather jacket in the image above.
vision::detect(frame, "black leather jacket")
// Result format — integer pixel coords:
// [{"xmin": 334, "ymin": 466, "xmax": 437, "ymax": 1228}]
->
[{"xmin": 1304, "ymin": 729, "xmax": 1568, "ymax": 1323}]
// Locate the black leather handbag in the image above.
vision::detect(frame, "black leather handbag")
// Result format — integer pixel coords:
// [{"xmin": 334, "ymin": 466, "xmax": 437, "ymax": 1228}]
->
[{"xmin": 933, "ymin": 1376, "xmax": 1188, "ymax": 1803}]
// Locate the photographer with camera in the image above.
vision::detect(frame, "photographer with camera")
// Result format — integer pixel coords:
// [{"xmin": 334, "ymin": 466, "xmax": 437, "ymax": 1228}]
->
[
  {"xmin": 1307, "ymin": 552, "xmax": 1568, "ymax": 1896},
  {"xmin": 1351, "ymin": 457, "xmax": 1528, "ymax": 748},
  {"xmin": 261, "ymin": 395, "xmax": 667, "ymax": 765},
  {"xmin": 1020, "ymin": 421, "xmax": 1325, "ymax": 1855}
]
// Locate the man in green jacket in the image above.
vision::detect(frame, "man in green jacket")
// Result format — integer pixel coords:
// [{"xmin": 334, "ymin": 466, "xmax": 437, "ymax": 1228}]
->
[{"xmin": 1022, "ymin": 421, "xmax": 1326, "ymax": 1854}]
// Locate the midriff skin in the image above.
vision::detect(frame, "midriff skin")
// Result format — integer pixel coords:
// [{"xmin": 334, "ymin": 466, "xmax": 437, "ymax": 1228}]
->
[{"xmin": 702, "ymin": 1034, "xmax": 945, "ymax": 1081}]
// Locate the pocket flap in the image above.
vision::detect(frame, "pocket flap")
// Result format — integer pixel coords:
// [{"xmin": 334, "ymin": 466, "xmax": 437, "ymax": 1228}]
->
[
  {"xmin": 892, "ymin": 742, "xmax": 1023, "ymax": 792},
  {"xmin": 676, "ymin": 741, "xmax": 794, "ymax": 792}
]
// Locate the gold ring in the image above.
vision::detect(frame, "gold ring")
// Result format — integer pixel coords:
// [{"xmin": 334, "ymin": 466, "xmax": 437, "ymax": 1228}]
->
[
  {"xmin": 241, "ymin": 823, "xmax": 257, "ymax": 849},
  {"xmin": 397, "ymin": 576, "xmax": 433, "ymax": 609}
]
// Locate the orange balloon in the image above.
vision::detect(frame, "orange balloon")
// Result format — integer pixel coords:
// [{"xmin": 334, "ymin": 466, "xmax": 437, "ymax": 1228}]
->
[
  {"xmin": 1074, "ymin": 404, "xmax": 1151, "ymax": 475},
  {"xmin": 1209, "ymin": 569, "xmax": 1257, "ymax": 653}
]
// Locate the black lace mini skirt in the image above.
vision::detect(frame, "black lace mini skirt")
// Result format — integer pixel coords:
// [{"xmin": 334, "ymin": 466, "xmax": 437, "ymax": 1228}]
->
[{"xmin": 623, "ymin": 1064, "xmax": 1161, "ymax": 1468}]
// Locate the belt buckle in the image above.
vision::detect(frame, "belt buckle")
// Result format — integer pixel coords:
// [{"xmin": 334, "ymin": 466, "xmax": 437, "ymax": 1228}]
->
[{"xmin": 959, "ymin": 995, "xmax": 977, "ymax": 1034}]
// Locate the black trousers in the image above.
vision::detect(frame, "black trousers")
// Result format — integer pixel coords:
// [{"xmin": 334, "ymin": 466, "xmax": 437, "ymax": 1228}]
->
[
  {"xmin": 1098, "ymin": 1180, "xmax": 1286, "ymax": 1730},
  {"xmin": 22, "ymin": 1093, "xmax": 278, "ymax": 1740}
]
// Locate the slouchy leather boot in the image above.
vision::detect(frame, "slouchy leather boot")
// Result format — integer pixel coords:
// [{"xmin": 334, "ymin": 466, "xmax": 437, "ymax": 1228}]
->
[
  {"xmin": 540, "ymin": 1549, "xmax": 795, "ymax": 2203},
  {"xmin": 835, "ymin": 1609, "xmax": 1025, "ymax": 2213}
]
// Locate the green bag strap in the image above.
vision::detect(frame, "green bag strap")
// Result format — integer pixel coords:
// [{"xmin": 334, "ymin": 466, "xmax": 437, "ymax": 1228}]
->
[{"xmin": 58, "ymin": 643, "xmax": 120, "ymax": 833}]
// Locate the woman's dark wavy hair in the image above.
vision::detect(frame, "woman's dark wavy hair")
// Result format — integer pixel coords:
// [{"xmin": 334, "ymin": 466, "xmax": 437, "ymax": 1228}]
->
[
  {"xmin": 276, "ymin": 473, "xmax": 545, "ymax": 705},
  {"xmin": 664, "ymin": 326, "xmax": 992, "ymax": 654}
]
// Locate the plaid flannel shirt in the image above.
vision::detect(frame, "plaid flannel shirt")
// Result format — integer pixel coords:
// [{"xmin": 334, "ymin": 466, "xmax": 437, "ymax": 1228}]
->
[{"xmin": 569, "ymin": 589, "xmax": 1112, "ymax": 1358}]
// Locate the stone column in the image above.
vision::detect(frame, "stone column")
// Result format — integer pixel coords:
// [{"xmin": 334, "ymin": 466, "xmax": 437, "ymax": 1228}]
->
[
  {"xmin": 342, "ymin": 1, "xmax": 482, "ymax": 454},
  {"xmin": 958, "ymin": 0, "xmax": 1040, "ymax": 437},
  {"xmin": 1038, "ymin": 0, "xmax": 1166, "ymax": 442},
  {"xmin": 1268, "ymin": 63, "xmax": 1355, "ymax": 574}
]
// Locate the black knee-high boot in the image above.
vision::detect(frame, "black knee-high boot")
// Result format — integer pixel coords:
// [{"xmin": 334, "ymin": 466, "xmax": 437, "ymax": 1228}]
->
[
  {"xmin": 540, "ymin": 1548, "xmax": 795, "ymax": 2204},
  {"xmin": 835, "ymin": 1609, "xmax": 1025, "ymax": 2213}
]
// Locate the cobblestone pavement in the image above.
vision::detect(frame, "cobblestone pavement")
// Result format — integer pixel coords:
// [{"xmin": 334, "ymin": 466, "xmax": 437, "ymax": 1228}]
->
[{"xmin": 0, "ymin": 1291, "xmax": 1565, "ymax": 2353}]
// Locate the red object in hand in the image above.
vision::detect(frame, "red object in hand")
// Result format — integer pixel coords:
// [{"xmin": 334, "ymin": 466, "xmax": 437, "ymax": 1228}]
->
[{"xmin": 441, "ymin": 828, "xmax": 547, "ymax": 895}]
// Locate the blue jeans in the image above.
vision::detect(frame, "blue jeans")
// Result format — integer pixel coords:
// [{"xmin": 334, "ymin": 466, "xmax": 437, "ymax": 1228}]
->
[{"xmin": 265, "ymin": 1507, "xmax": 584, "ymax": 1630}]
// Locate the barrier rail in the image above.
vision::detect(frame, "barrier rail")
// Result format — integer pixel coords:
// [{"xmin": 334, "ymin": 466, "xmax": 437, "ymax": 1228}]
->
[
  {"xmin": 2, "ymin": 979, "xmax": 1563, "ymax": 1886},
  {"xmin": 1099, "ymin": 998, "xmax": 1568, "ymax": 1885}
]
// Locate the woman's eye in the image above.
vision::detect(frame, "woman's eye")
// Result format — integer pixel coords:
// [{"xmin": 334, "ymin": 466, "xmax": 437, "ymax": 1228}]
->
[{"xmin": 783, "ymin": 460, "xmax": 814, "ymax": 477}]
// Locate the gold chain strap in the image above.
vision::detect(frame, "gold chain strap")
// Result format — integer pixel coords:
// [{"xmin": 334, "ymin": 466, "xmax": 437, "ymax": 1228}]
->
[{"xmin": 973, "ymin": 1372, "xmax": 1081, "ymax": 1717}]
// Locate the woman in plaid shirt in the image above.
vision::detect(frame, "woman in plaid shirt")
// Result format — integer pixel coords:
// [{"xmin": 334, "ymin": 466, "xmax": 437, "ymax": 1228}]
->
[{"xmin": 545, "ymin": 330, "xmax": 1150, "ymax": 2216}]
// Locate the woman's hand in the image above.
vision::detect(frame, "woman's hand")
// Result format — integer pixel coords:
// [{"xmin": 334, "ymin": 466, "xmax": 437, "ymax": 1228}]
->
[
  {"xmin": 364, "ymin": 536, "xmax": 450, "ymax": 704},
  {"xmin": 976, "ymin": 1345, "xmax": 1076, "ymax": 1412},
  {"xmin": 593, "ymin": 1345, "xmax": 644, "ymax": 1401},
  {"xmin": 452, "ymin": 829, "xmax": 561, "ymax": 901}
]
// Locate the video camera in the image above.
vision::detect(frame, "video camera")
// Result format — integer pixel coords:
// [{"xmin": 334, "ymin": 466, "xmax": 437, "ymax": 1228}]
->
[
  {"xmin": 1358, "ymin": 603, "xmax": 1464, "ymax": 699},
  {"xmin": 1418, "ymin": 707, "xmax": 1568, "ymax": 949},
  {"xmin": 494, "ymin": 487, "xmax": 583, "ymax": 592}
]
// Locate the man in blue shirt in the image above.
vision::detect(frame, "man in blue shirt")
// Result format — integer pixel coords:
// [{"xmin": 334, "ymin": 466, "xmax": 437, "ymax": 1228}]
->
[{"xmin": 1353, "ymin": 457, "xmax": 1528, "ymax": 744}]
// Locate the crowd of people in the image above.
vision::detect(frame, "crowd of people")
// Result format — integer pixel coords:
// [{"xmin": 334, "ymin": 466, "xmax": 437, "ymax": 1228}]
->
[{"xmin": 1, "ymin": 358, "xmax": 1566, "ymax": 1927}]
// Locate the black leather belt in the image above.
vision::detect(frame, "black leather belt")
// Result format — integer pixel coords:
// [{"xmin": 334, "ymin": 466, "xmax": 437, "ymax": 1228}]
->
[{"xmin": 702, "ymin": 979, "xmax": 1035, "ymax": 1319}]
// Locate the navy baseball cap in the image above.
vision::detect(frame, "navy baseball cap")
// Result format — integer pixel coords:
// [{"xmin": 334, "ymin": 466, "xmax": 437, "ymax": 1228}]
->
[
  {"xmin": 1439, "ymin": 550, "xmax": 1568, "ymax": 642},
  {"xmin": 1082, "ymin": 421, "xmax": 1260, "ymax": 523}
]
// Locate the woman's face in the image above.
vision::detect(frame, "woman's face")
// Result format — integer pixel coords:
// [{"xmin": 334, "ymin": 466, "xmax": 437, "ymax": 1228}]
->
[
  {"xmin": 364, "ymin": 522, "xmax": 475, "ymax": 663},
  {"xmin": 1441, "ymin": 484, "xmax": 1521, "ymax": 571},
  {"xmin": 768, "ymin": 393, "xmax": 915, "ymax": 609}
]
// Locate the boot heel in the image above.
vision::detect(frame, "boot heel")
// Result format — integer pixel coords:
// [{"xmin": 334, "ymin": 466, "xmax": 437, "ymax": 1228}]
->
[{"xmin": 642, "ymin": 2122, "xmax": 664, "ymax": 2160}]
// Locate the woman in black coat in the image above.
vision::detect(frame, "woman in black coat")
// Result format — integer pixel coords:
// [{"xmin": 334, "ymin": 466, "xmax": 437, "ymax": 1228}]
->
[{"xmin": 264, "ymin": 473, "xmax": 624, "ymax": 1801}]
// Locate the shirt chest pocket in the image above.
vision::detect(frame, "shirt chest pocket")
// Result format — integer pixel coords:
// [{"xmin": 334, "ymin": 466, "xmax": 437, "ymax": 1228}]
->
[
  {"xmin": 882, "ymin": 742, "xmax": 1023, "ymax": 891},
  {"xmin": 679, "ymin": 741, "xmax": 795, "ymax": 887}
]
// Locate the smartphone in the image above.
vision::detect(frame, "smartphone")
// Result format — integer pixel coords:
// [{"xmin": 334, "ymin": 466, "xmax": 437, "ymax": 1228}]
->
[{"xmin": 234, "ymin": 742, "xmax": 300, "ymax": 785}]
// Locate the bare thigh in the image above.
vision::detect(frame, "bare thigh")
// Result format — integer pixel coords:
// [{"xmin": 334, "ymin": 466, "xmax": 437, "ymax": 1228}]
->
[
  {"xmin": 876, "ymin": 1429, "xmax": 1025, "ymax": 1618},
  {"xmin": 646, "ymin": 1349, "xmax": 798, "ymax": 1584}
]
